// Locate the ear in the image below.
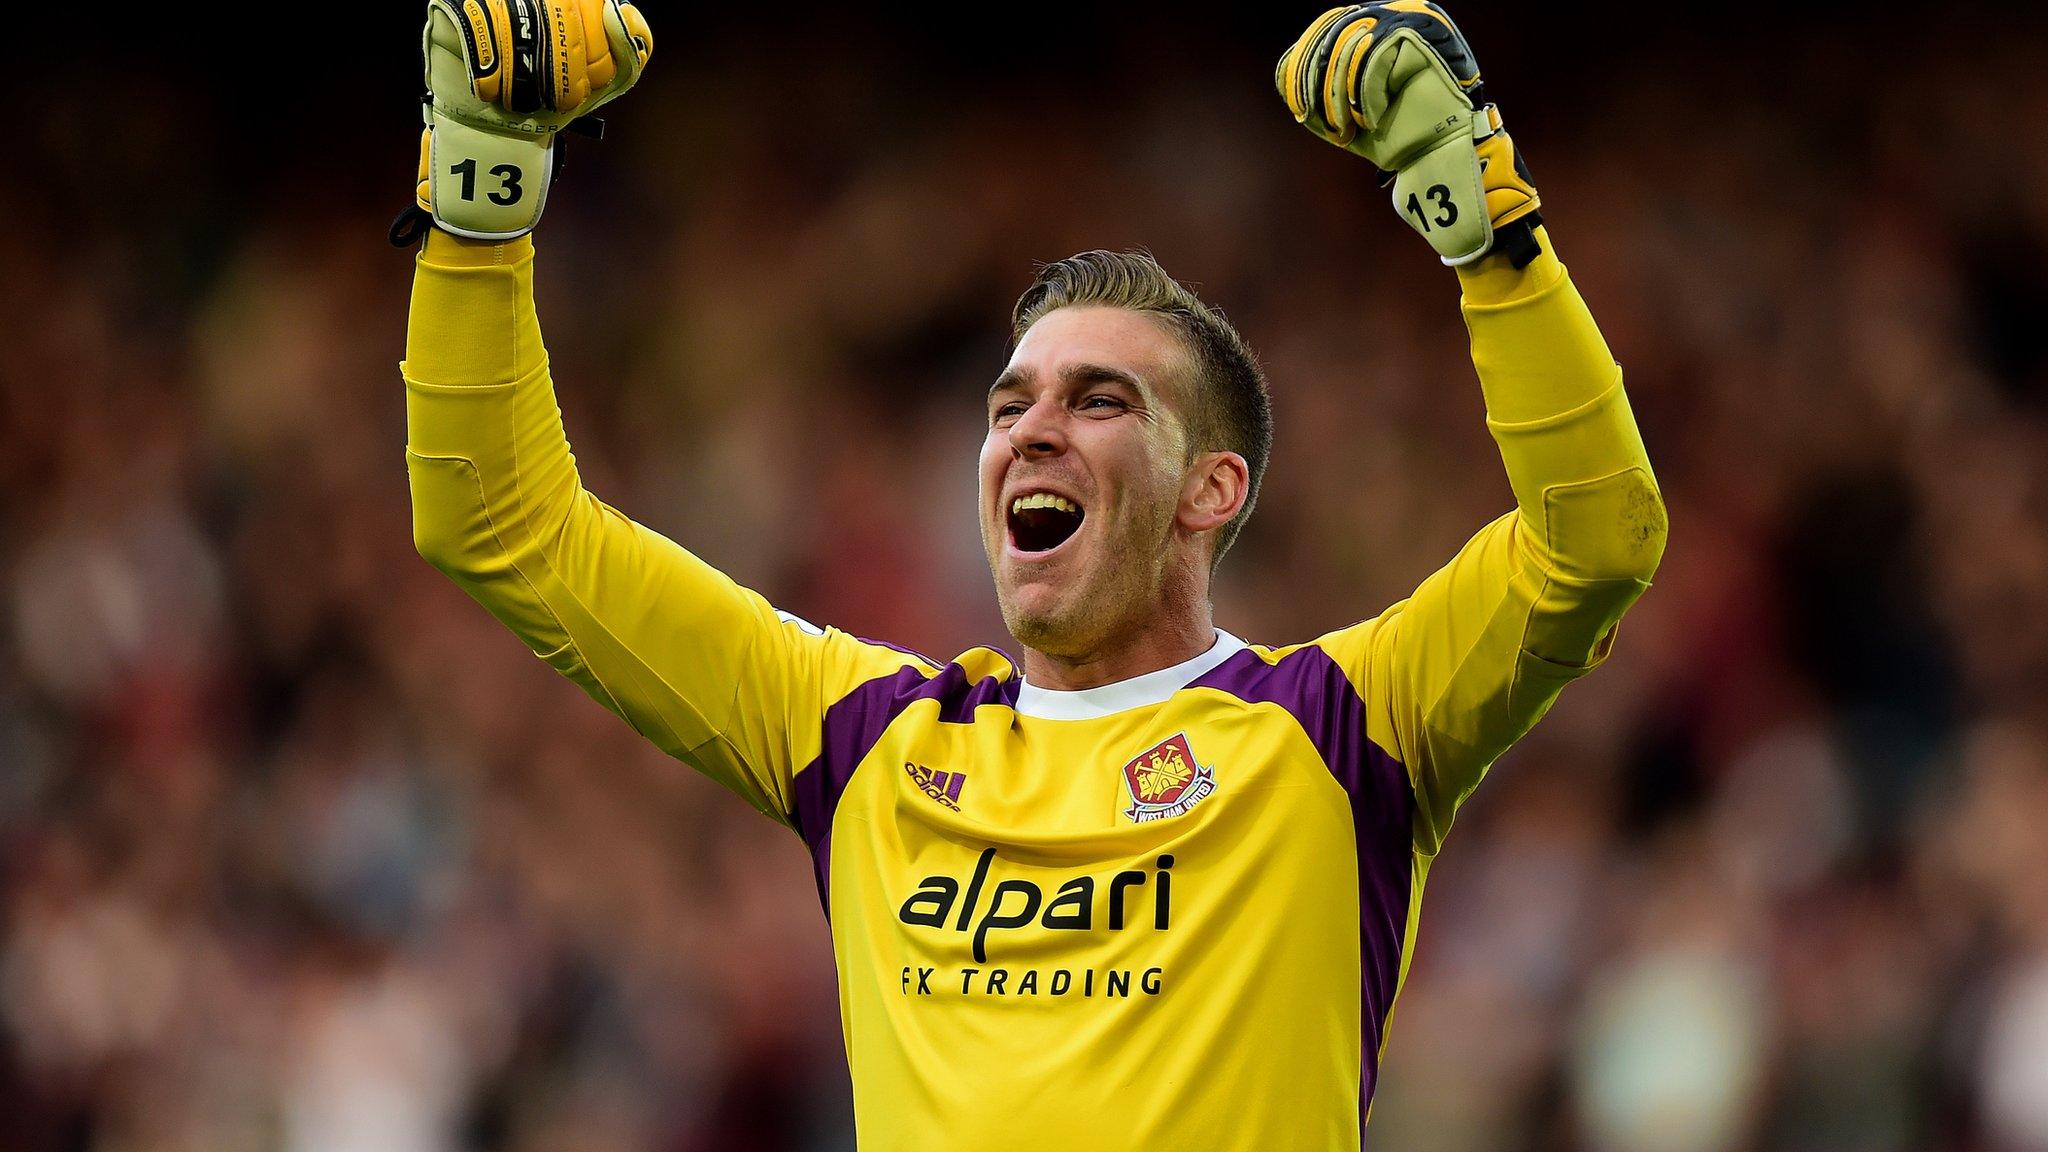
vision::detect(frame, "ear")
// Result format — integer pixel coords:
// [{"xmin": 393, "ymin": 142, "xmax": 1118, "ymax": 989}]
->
[{"xmin": 1178, "ymin": 451, "xmax": 1250, "ymax": 537}]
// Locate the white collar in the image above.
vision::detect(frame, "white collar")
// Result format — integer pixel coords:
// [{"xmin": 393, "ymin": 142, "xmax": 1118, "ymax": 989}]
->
[{"xmin": 1013, "ymin": 631, "xmax": 1246, "ymax": 720}]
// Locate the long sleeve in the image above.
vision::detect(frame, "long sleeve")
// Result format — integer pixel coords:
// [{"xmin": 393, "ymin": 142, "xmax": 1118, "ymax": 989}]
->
[
  {"xmin": 1321, "ymin": 229, "xmax": 1667, "ymax": 854},
  {"xmin": 402, "ymin": 230, "xmax": 923, "ymax": 826},
  {"xmin": 1456, "ymin": 228, "xmax": 1666, "ymax": 670}
]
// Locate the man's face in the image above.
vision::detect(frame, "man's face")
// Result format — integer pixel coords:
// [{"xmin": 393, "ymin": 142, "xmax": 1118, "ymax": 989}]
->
[{"xmin": 980, "ymin": 306, "xmax": 1198, "ymax": 658}]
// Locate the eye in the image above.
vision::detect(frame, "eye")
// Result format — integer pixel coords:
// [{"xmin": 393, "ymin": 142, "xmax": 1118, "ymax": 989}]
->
[
  {"xmin": 1079, "ymin": 395, "xmax": 1126, "ymax": 414},
  {"xmin": 991, "ymin": 401, "xmax": 1027, "ymax": 425}
]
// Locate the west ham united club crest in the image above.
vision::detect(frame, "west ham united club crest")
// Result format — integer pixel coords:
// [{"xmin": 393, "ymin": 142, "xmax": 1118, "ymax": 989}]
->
[{"xmin": 1122, "ymin": 733, "xmax": 1217, "ymax": 823}]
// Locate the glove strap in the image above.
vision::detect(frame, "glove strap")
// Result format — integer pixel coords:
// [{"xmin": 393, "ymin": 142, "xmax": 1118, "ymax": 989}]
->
[
  {"xmin": 389, "ymin": 206, "xmax": 435, "ymax": 248},
  {"xmin": 1387, "ymin": 122, "xmax": 1491, "ymax": 265},
  {"xmin": 1490, "ymin": 214, "xmax": 1544, "ymax": 271},
  {"xmin": 425, "ymin": 112, "xmax": 556, "ymax": 241}
]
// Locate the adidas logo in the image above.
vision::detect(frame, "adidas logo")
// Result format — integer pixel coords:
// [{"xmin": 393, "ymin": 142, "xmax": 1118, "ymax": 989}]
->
[{"xmin": 906, "ymin": 763, "xmax": 965, "ymax": 811}]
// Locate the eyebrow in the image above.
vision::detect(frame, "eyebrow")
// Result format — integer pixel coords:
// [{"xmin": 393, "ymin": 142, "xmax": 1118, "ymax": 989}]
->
[{"xmin": 988, "ymin": 362, "xmax": 1148, "ymax": 399}]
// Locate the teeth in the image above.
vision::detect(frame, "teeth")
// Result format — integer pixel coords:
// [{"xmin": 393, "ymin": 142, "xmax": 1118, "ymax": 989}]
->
[{"xmin": 1011, "ymin": 493, "xmax": 1080, "ymax": 516}]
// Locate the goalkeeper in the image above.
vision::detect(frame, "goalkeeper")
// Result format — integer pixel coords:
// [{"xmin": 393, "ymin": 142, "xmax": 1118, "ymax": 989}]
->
[{"xmin": 400, "ymin": 2, "xmax": 1665, "ymax": 1148}]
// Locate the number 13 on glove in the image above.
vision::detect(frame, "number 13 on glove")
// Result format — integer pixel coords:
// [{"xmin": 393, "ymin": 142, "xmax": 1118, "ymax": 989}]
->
[{"xmin": 1277, "ymin": 2, "xmax": 1542, "ymax": 268}]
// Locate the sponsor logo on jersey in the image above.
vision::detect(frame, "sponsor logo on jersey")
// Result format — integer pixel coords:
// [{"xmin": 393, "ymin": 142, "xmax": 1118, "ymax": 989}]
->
[
  {"xmin": 898, "ymin": 848, "xmax": 1174, "ymax": 963},
  {"xmin": 906, "ymin": 762, "xmax": 965, "ymax": 811},
  {"xmin": 1121, "ymin": 733, "xmax": 1216, "ymax": 823}
]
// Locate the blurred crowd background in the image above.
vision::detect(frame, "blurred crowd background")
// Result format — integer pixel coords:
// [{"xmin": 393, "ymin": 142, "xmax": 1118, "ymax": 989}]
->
[{"xmin": 6, "ymin": 3, "xmax": 2048, "ymax": 1150}]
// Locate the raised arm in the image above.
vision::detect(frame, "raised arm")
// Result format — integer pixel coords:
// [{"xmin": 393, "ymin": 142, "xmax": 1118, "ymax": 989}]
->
[
  {"xmin": 400, "ymin": 2, "xmax": 922, "ymax": 826},
  {"xmin": 1362, "ymin": 234, "xmax": 1662, "ymax": 852},
  {"xmin": 1277, "ymin": 4, "xmax": 1667, "ymax": 851}
]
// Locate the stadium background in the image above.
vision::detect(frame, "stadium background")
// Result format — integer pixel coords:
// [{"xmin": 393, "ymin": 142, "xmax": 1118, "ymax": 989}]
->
[{"xmin": 6, "ymin": 3, "xmax": 2048, "ymax": 1149}]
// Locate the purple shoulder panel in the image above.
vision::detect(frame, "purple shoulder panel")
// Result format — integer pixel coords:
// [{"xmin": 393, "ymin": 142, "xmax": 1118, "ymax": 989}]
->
[
  {"xmin": 1190, "ymin": 645, "xmax": 1415, "ymax": 1112},
  {"xmin": 791, "ymin": 659, "xmax": 1019, "ymax": 915}
]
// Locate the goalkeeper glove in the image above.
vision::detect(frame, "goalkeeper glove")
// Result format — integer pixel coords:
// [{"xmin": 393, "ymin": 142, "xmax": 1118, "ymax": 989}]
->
[
  {"xmin": 1276, "ymin": 2, "xmax": 1541, "ymax": 268},
  {"xmin": 393, "ymin": 0, "xmax": 653, "ymax": 245}
]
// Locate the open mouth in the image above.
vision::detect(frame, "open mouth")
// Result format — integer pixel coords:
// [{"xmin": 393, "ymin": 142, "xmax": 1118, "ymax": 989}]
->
[{"xmin": 1007, "ymin": 492, "xmax": 1085, "ymax": 554}]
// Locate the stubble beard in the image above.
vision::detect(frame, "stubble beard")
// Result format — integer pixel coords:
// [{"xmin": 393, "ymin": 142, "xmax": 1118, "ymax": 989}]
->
[
  {"xmin": 1001, "ymin": 569, "xmax": 1138, "ymax": 661},
  {"xmin": 995, "ymin": 509, "xmax": 1174, "ymax": 662}
]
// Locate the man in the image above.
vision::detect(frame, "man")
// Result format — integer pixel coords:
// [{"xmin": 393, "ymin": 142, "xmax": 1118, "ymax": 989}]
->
[{"xmin": 398, "ymin": 1, "xmax": 1666, "ymax": 1148}]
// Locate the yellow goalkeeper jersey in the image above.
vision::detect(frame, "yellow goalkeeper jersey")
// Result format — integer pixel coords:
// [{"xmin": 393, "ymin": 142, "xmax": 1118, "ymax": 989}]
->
[{"xmin": 402, "ymin": 229, "xmax": 1664, "ymax": 1151}]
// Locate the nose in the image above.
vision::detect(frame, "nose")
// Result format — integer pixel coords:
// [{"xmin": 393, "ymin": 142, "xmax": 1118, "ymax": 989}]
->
[{"xmin": 1007, "ymin": 398, "xmax": 1067, "ymax": 460}]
